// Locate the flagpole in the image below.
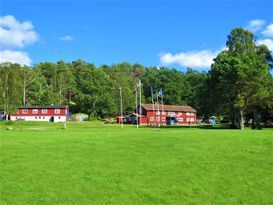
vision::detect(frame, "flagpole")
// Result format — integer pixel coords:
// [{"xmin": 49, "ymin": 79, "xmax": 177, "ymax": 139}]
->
[
  {"xmin": 151, "ymin": 87, "xmax": 155, "ymax": 126},
  {"xmin": 135, "ymin": 85, "xmax": 138, "ymax": 128},
  {"xmin": 119, "ymin": 86, "xmax": 123, "ymax": 128},
  {"xmin": 139, "ymin": 80, "xmax": 142, "ymax": 127}
]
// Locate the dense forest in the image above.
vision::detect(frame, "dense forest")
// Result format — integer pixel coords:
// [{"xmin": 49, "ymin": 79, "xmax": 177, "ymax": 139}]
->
[{"xmin": 1, "ymin": 28, "xmax": 273, "ymax": 129}]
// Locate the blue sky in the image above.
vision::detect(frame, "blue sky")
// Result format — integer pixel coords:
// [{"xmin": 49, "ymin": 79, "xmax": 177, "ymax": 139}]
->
[{"xmin": 0, "ymin": 0, "xmax": 273, "ymax": 71}]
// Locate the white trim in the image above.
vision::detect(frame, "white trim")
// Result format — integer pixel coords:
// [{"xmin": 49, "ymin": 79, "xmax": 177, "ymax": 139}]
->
[{"xmin": 10, "ymin": 115, "xmax": 66, "ymax": 122}]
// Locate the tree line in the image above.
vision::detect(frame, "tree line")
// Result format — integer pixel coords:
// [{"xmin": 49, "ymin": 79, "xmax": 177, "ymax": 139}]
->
[{"xmin": 0, "ymin": 28, "xmax": 272, "ymax": 129}]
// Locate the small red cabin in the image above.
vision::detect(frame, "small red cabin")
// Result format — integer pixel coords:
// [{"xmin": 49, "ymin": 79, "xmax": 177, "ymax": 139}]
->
[
  {"xmin": 135, "ymin": 103, "xmax": 196, "ymax": 126},
  {"xmin": 10, "ymin": 105, "xmax": 68, "ymax": 122}
]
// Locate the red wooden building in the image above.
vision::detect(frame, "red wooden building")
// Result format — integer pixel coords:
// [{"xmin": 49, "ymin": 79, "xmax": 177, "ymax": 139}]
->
[
  {"xmin": 10, "ymin": 105, "xmax": 68, "ymax": 122},
  {"xmin": 134, "ymin": 103, "xmax": 196, "ymax": 125}
]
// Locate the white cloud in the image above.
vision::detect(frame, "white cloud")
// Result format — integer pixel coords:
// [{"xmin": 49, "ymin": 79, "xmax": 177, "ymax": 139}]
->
[
  {"xmin": 257, "ymin": 39, "xmax": 273, "ymax": 51},
  {"xmin": 0, "ymin": 50, "xmax": 31, "ymax": 65},
  {"xmin": 59, "ymin": 35, "xmax": 74, "ymax": 41},
  {"xmin": 262, "ymin": 24, "xmax": 273, "ymax": 37},
  {"xmin": 246, "ymin": 19, "xmax": 266, "ymax": 32},
  {"xmin": 159, "ymin": 49, "xmax": 223, "ymax": 68},
  {"xmin": 0, "ymin": 15, "xmax": 39, "ymax": 49}
]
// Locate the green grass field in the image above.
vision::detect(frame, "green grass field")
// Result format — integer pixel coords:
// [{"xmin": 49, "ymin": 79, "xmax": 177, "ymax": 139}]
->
[{"xmin": 0, "ymin": 122, "xmax": 272, "ymax": 205}]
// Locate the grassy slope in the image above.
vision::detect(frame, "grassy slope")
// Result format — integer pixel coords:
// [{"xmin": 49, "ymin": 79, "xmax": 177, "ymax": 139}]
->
[{"xmin": 0, "ymin": 122, "xmax": 272, "ymax": 205}]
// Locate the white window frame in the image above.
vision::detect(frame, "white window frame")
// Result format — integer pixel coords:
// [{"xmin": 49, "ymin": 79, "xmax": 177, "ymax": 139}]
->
[
  {"xmin": 156, "ymin": 111, "xmax": 160, "ymax": 115},
  {"xmin": 32, "ymin": 109, "xmax": 38, "ymax": 114},
  {"xmin": 55, "ymin": 109, "xmax": 61, "ymax": 114},
  {"xmin": 191, "ymin": 118, "xmax": 195, "ymax": 122},
  {"xmin": 168, "ymin": 112, "xmax": 175, "ymax": 116},
  {"xmin": 22, "ymin": 109, "xmax": 28, "ymax": 114},
  {"xmin": 150, "ymin": 117, "xmax": 154, "ymax": 121},
  {"xmin": 156, "ymin": 117, "xmax": 160, "ymax": 122},
  {"xmin": 42, "ymin": 109, "xmax": 47, "ymax": 114},
  {"xmin": 162, "ymin": 111, "xmax": 166, "ymax": 115},
  {"xmin": 186, "ymin": 112, "xmax": 190, "ymax": 116},
  {"xmin": 162, "ymin": 117, "xmax": 166, "ymax": 122},
  {"xmin": 178, "ymin": 112, "xmax": 182, "ymax": 116},
  {"xmin": 186, "ymin": 118, "xmax": 190, "ymax": 122}
]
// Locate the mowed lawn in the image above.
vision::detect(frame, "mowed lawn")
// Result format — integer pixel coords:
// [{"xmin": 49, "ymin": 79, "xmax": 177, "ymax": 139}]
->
[{"xmin": 0, "ymin": 122, "xmax": 272, "ymax": 205}]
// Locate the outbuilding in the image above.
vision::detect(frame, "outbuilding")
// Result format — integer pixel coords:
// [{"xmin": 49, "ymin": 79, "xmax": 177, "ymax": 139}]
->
[{"xmin": 10, "ymin": 105, "xmax": 69, "ymax": 122}]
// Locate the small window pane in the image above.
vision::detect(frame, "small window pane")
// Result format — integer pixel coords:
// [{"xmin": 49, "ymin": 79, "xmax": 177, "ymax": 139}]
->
[
  {"xmin": 32, "ymin": 109, "xmax": 38, "ymax": 114},
  {"xmin": 55, "ymin": 109, "xmax": 61, "ymax": 114}
]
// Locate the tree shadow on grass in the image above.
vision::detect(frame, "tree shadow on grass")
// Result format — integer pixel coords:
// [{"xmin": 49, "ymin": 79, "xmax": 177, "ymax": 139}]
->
[{"xmin": 142, "ymin": 124, "xmax": 239, "ymax": 130}]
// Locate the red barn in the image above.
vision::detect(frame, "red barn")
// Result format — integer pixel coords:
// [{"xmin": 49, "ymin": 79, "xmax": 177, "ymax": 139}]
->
[
  {"xmin": 10, "ymin": 105, "xmax": 68, "ymax": 122},
  {"xmin": 135, "ymin": 103, "xmax": 196, "ymax": 126}
]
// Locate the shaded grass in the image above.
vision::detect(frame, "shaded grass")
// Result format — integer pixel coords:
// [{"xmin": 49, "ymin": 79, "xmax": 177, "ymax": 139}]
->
[{"xmin": 0, "ymin": 122, "xmax": 272, "ymax": 204}]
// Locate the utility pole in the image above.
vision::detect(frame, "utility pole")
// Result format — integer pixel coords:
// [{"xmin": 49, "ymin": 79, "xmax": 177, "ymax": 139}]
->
[
  {"xmin": 139, "ymin": 80, "xmax": 141, "ymax": 127},
  {"xmin": 119, "ymin": 86, "xmax": 123, "ymax": 128},
  {"xmin": 161, "ymin": 90, "xmax": 164, "ymax": 126},
  {"xmin": 23, "ymin": 71, "xmax": 26, "ymax": 106}
]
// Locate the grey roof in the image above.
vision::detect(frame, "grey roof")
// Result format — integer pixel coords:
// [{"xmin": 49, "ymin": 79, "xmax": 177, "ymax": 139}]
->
[{"xmin": 141, "ymin": 103, "xmax": 196, "ymax": 113}]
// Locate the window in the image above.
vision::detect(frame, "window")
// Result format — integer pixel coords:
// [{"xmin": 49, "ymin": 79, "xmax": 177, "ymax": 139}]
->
[
  {"xmin": 35, "ymin": 117, "xmax": 37, "ymax": 119},
  {"xmin": 191, "ymin": 118, "xmax": 195, "ymax": 122},
  {"xmin": 191, "ymin": 113, "xmax": 194, "ymax": 116},
  {"xmin": 22, "ymin": 109, "xmax": 28, "ymax": 114},
  {"xmin": 186, "ymin": 118, "xmax": 190, "ymax": 122},
  {"xmin": 178, "ymin": 112, "xmax": 182, "ymax": 116},
  {"xmin": 186, "ymin": 112, "xmax": 190, "ymax": 116},
  {"xmin": 156, "ymin": 117, "xmax": 160, "ymax": 122},
  {"xmin": 162, "ymin": 111, "xmax": 166, "ymax": 115},
  {"xmin": 39, "ymin": 117, "xmax": 41, "ymax": 119},
  {"xmin": 15, "ymin": 117, "xmax": 18, "ymax": 119},
  {"xmin": 43, "ymin": 117, "xmax": 45, "ymax": 119},
  {"xmin": 42, "ymin": 109, "xmax": 47, "ymax": 114},
  {"xmin": 156, "ymin": 111, "xmax": 160, "ymax": 115},
  {"xmin": 32, "ymin": 109, "xmax": 38, "ymax": 114},
  {"xmin": 55, "ymin": 109, "xmax": 61, "ymax": 114},
  {"xmin": 150, "ymin": 117, "xmax": 154, "ymax": 121},
  {"xmin": 168, "ymin": 112, "xmax": 175, "ymax": 116},
  {"xmin": 58, "ymin": 116, "xmax": 61, "ymax": 119},
  {"xmin": 162, "ymin": 117, "xmax": 166, "ymax": 122},
  {"xmin": 177, "ymin": 117, "xmax": 183, "ymax": 122}
]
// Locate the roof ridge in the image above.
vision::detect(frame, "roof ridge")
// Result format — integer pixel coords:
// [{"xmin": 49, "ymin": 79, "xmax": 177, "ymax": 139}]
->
[{"xmin": 140, "ymin": 103, "xmax": 196, "ymax": 112}]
